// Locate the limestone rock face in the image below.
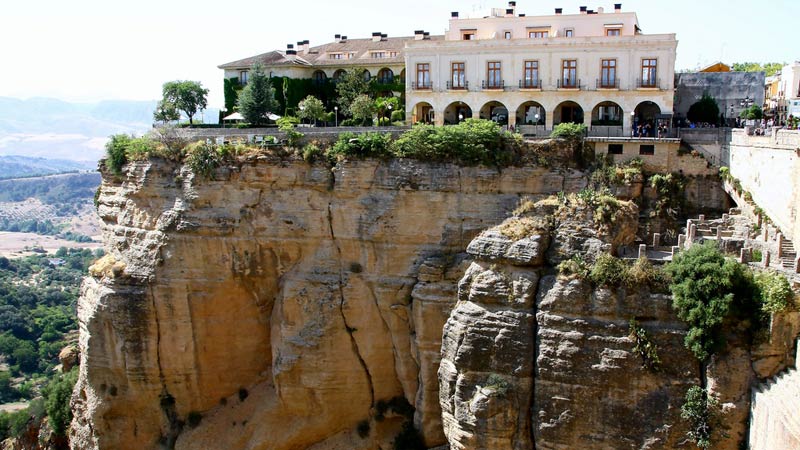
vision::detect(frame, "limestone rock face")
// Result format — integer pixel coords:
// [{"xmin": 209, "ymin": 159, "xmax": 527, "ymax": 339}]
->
[{"xmin": 71, "ymin": 159, "xmax": 588, "ymax": 450}]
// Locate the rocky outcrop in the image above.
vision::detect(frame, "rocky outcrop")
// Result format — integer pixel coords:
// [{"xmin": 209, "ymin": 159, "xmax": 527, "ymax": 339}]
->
[
  {"xmin": 440, "ymin": 199, "xmax": 702, "ymax": 449},
  {"xmin": 71, "ymin": 158, "xmax": 589, "ymax": 450}
]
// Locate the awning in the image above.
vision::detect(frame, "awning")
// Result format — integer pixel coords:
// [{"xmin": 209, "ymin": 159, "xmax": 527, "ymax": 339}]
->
[{"xmin": 223, "ymin": 112, "xmax": 244, "ymax": 121}]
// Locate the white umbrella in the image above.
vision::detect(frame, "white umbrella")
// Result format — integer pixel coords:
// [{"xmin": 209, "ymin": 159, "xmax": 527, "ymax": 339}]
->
[{"xmin": 223, "ymin": 112, "xmax": 244, "ymax": 121}]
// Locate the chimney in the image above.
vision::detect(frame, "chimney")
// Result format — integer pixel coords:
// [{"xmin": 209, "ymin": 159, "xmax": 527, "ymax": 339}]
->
[
  {"xmin": 508, "ymin": 1, "xmax": 516, "ymax": 15},
  {"xmin": 614, "ymin": 3, "xmax": 622, "ymax": 12},
  {"xmin": 414, "ymin": 30, "xmax": 425, "ymax": 40},
  {"xmin": 285, "ymin": 44, "xmax": 297, "ymax": 59},
  {"xmin": 597, "ymin": 6, "xmax": 604, "ymax": 13},
  {"xmin": 580, "ymin": 6, "xmax": 587, "ymax": 14},
  {"xmin": 587, "ymin": 9, "xmax": 594, "ymax": 14},
  {"xmin": 372, "ymin": 32, "xmax": 381, "ymax": 42},
  {"xmin": 519, "ymin": 13, "xmax": 525, "ymax": 16},
  {"xmin": 381, "ymin": 33, "xmax": 388, "ymax": 41},
  {"xmin": 505, "ymin": 8, "xmax": 514, "ymax": 17},
  {"xmin": 423, "ymin": 32, "xmax": 430, "ymax": 40},
  {"xmin": 555, "ymin": 7, "xmax": 562, "ymax": 14},
  {"xmin": 341, "ymin": 35, "xmax": 348, "ymax": 42},
  {"xmin": 451, "ymin": 11, "xmax": 459, "ymax": 18},
  {"xmin": 303, "ymin": 39, "xmax": 310, "ymax": 53},
  {"xmin": 335, "ymin": 34, "xmax": 342, "ymax": 43}
]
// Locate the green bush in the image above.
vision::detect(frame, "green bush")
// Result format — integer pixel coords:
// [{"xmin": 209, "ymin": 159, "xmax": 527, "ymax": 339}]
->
[
  {"xmin": 390, "ymin": 119, "xmax": 519, "ymax": 166},
  {"xmin": 550, "ymin": 122, "xmax": 587, "ymax": 140},
  {"xmin": 754, "ymin": 271, "xmax": 793, "ymax": 313},
  {"xmin": 681, "ymin": 386, "xmax": 721, "ymax": 449},
  {"xmin": 629, "ymin": 319, "xmax": 661, "ymax": 371},
  {"xmin": 666, "ymin": 242, "xmax": 755, "ymax": 361},
  {"xmin": 126, "ymin": 137, "xmax": 158, "ymax": 160},
  {"xmin": 43, "ymin": 368, "xmax": 78, "ymax": 437},
  {"xmin": 558, "ymin": 255, "xmax": 590, "ymax": 279},
  {"xmin": 105, "ymin": 134, "xmax": 131, "ymax": 174},
  {"xmin": 590, "ymin": 254, "xmax": 628, "ymax": 286},
  {"xmin": 302, "ymin": 143, "xmax": 323, "ymax": 163},
  {"xmin": 328, "ymin": 132, "xmax": 392, "ymax": 160},
  {"xmin": 186, "ymin": 142, "xmax": 223, "ymax": 179},
  {"xmin": 390, "ymin": 110, "xmax": 405, "ymax": 122}
]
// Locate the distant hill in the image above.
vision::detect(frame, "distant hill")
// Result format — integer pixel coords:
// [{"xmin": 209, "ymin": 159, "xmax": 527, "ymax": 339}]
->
[
  {"xmin": 0, "ymin": 155, "xmax": 96, "ymax": 179},
  {"xmin": 0, "ymin": 97, "xmax": 218, "ymax": 162}
]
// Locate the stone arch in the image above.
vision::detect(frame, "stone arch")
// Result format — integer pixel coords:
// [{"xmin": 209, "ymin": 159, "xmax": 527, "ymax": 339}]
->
[
  {"xmin": 479, "ymin": 101, "xmax": 509, "ymax": 125},
  {"xmin": 516, "ymin": 101, "xmax": 546, "ymax": 125},
  {"xmin": 312, "ymin": 70, "xmax": 327, "ymax": 86},
  {"xmin": 333, "ymin": 69, "xmax": 347, "ymax": 81},
  {"xmin": 399, "ymin": 69, "xmax": 406, "ymax": 84},
  {"xmin": 378, "ymin": 68, "xmax": 394, "ymax": 84},
  {"xmin": 444, "ymin": 101, "xmax": 473, "ymax": 125},
  {"xmin": 591, "ymin": 101, "xmax": 623, "ymax": 125},
  {"xmin": 634, "ymin": 101, "xmax": 661, "ymax": 125},
  {"xmin": 412, "ymin": 102, "xmax": 434, "ymax": 124},
  {"xmin": 362, "ymin": 69, "xmax": 372, "ymax": 81},
  {"xmin": 554, "ymin": 101, "xmax": 584, "ymax": 125}
]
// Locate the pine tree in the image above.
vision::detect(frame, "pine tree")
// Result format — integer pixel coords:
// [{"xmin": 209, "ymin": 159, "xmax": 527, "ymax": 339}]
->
[{"xmin": 237, "ymin": 63, "xmax": 277, "ymax": 125}]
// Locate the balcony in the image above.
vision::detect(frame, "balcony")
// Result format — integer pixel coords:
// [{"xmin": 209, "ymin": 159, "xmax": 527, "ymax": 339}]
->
[
  {"xmin": 636, "ymin": 78, "xmax": 660, "ymax": 89},
  {"xmin": 596, "ymin": 78, "xmax": 619, "ymax": 89},
  {"xmin": 482, "ymin": 80, "xmax": 505, "ymax": 90},
  {"xmin": 446, "ymin": 80, "xmax": 469, "ymax": 90},
  {"xmin": 519, "ymin": 79, "xmax": 542, "ymax": 90},
  {"xmin": 412, "ymin": 81, "xmax": 432, "ymax": 90},
  {"xmin": 557, "ymin": 78, "xmax": 581, "ymax": 90}
]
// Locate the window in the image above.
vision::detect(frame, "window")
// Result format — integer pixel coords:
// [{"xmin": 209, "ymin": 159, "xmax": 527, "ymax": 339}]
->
[
  {"xmin": 504, "ymin": 31, "xmax": 512, "ymax": 40},
  {"xmin": 608, "ymin": 144, "xmax": 623, "ymax": 154},
  {"xmin": 378, "ymin": 68, "xmax": 394, "ymax": 84},
  {"xmin": 639, "ymin": 144, "xmax": 655, "ymax": 155},
  {"xmin": 312, "ymin": 70, "xmax": 326, "ymax": 85},
  {"xmin": 601, "ymin": 59, "xmax": 617, "ymax": 87},
  {"xmin": 329, "ymin": 53, "xmax": 344, "ymax": 60},
  {"xmin": 523, "ymin": 60, "xmax": 539, "ymax": 88},
  {"xmin": 239, "ymin": 71, "xmax": 249, "ymax": 85},
  {"xmin": 451, "ymin": 62, "xmax": 465, "ymax": 88},
  {"xmin": 462, "ymin": 31, "xmax": 475, "ymax": 40},
  {"xmin": 641, "ymin": 58, "xmax": 657, "ymax": 87},
  {"xmin": 564, "ymin": 28, "xmax": 574, "ymax": 37},
  {"xmin": 561, "ymin": 60, "xmax": 577, "ymax": 88},
  {"xmin": 487, "ymin": 61, "xmax": 502, "ymax": 88},
  {"xmin": 606, "ymin": 28, "xmax": 621, "ymax": 36},
  {"xmin": 371, "ymin": 51, "xmax": 398, "ymax": 59},
  {"xmin": 416, "ymin": 63, "xmax": 430, "ymax": 88},
  {"xmin": 529, "ymin": 31, "xmax": 548, "ymax": 38}
]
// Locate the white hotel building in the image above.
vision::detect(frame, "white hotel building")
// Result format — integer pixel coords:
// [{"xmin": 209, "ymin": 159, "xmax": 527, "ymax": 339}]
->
[{"xmin": 405, "ymin": 3, "xmax": 677, "ymax": 135}]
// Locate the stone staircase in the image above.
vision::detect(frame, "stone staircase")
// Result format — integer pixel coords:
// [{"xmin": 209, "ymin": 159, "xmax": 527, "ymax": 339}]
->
[
  {"xmin": 749, "ymin": 339, "xmax": 800, "ymax": 450},
  {"xmin": 779, "ymin": 240, "xmax": 798, "ymax": 271}
]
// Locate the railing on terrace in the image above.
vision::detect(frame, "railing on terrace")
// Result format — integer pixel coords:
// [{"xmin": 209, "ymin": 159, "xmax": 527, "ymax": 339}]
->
[
  {"xmin": 446, "ymin": 80, "xmax": 469, "ymax": 90},
  {"xmin": 636, "ymin": 78, "xmax": 660, "ymax": 89},
  {"xmin": 519, "ymin": 79, "xmax": 542, "ymax": 89},
  {"xmin": 596, "ymin": 78, "xmax": 619, "ymax": 89},
  {"xmin": 557, "ymin": 79, "xmax": 580, "ymax": 89},
  {"xmin": 411, "ymin": 81, "xmax": 432, "ymax": 90},
  {"xmin": 482, "ymin": 80, "xmax": 505, "ymax": 90}
]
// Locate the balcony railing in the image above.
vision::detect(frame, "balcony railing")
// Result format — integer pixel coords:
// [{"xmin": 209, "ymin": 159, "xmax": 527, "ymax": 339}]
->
[
  {"xmin": 519, "ymin": 79, "xmax": 542, "ymax": 89},
  {"xmin": 412, "ymin": 81, "xmax": 432, "ymax": 90},
  {"xmin": 637, "ymin": 78, "xmax": 660, "ymax": 89},
  {"xmin": 596, "ymin": 78, "xmax": 619, "ymax": 89},
  {"xmin": 482, "ymin": 80, "xmax": 505, "ymax": 90},
  {"xmin": 446, "ymin": 80, "xmax": 469, "ymax": 90},
  {"xmin": 557, "ymin": 78, "xmax": 581, "ymax": 89}
]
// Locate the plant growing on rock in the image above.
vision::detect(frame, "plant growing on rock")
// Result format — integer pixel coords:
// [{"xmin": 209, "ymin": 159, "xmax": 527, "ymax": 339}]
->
[
  {"xmin": 558, "ymin": 255, "xmax": 590, "ymax": 280},
  {"xmin": 628, "ymin": 319, "xmax": 661, "ymax": 372},
  {"xmin": 754, "ymin": 270, "xmax": 794, "ymax": 314},
  {"xmin": 590, "ymin": 253, "xmax": 628, "ymax": 286},
  {"xmin": 681, "ymin": 386, "xmax": 722, "ymax": 449}
]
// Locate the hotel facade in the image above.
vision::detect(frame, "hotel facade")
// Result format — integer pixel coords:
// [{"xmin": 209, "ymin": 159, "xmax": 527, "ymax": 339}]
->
[{"xmin": 405, "ymin": 3, "xmax": 677, "ymax": 135}]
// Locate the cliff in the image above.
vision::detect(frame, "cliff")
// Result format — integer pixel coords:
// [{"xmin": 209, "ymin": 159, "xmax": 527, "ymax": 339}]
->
[{"xmin": 70, "ymin": 154, "xmax": 797, "ymax": 450}]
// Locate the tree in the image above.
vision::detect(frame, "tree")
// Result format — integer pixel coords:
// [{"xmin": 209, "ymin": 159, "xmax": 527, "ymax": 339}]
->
[
  {"xmin": 153, "ymin": 99, "xmax": 180, "ymax": 124},
  {"xmin": 374, "ymin": 96, "xmax": 400, "ymax": 122},
  {"xmin": 740, "ymin": 105, "xmax": 763, "ymax": 120},
  {"xmin": 297, "ymin": 95, "xmax": 326, "ymax": 126},
  {"xmin": 732, "ymin": 62, "xmax": 785, "ymax": 77},
  {"xmin": 160, "ymin": 81, "xmax": 208, "ymax": 125},
  {"xmin": 237, "ymin": 63, "xmax": 277, "ymax": 126},
  {"xmin": 687, "ymin": 94, "xmax": 720, "ymax": 125},
  {"xmin": 349, "ymin": 94, "xmax": 375, "ymax": 125},
  {"xmin": 43, "ymin": 369, "xmax": 78, "ymax": 437},
  {"xmin": 335, "ymin": 68, "xmax": 371, "ymax": 113}
]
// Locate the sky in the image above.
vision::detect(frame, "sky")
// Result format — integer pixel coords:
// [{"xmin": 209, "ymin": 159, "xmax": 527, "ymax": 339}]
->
[{"xmin": 0, "ymin": 0, "xmax": 796, "ymax": 108}]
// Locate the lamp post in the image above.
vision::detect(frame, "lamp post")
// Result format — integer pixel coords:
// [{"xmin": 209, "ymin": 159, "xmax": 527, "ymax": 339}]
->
[
  {"xmin": 630, "ymin": 111, "xmax": 636, "ymax": 136},
  {"xmin": 334, "ymin": 106, "xmax": 338, "ymax": 127},
  {"xmin": 387, "ymin": 103, "xmax": 393, "ymax": 126},
  {"xmin": 299, "ymin": 105, "xmax": 305, "ymax": 126},
  {"xmin": 458, "ymin": 113, "xmax": 464, "ymax": 124}
]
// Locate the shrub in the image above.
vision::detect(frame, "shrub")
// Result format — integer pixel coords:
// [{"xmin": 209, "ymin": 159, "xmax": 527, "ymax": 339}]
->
[
  {"xmin": 626, "ymin": 257, "xmax": 668, "ymax": 289},
  {"xmin": 302, "ymin": 143, "xmax": 323, "ymax": 163},
  {"xmin": 687, "ymin": 94, "xmax": 720, "ymax": 125},
  {"xmin": 126, "ymin": 137, "xmax": 157, "ymax": 160},
  {"xmin": 43, "ymin": 368, "xmax": 78, "ymax": 437},
  {"xmin": 550, "ymin": 122, "xmax": 587, "ymax": 140},
  {"xmin": 558, "ymin": 255, "xmax": 590, "ymax": 279},
  {"xmin": 681, "ymin": 386, "xmax": 721, "ymax": 449},
  {"xmin": 186, "ymin": 142, "xmax": 222, "ymax": 179},
  {"xmin": 484, "ymin": 373, "xmax": 510, "ymax": 396},
  {"xmin": 105, "ymin": 134, "xmax": 131, "ymax": 174},
  {"xmin": 629, "ymin": 319, "xmax": 661, "ymax": 371},
  {"xmin": 390, "ymin": 110, "xmax": 405, "ymax": 122},
  {"xmin": 590, "ymin": 254, "xmax": 627, "ymax": 286},
  {"xmin": 328, "ymin": 132, "xmax": 392, "ymax": 160},
  {"xmin": 666, "ymin": 242, "xmax": 755, "ymax": 361},
  {"xmin": 751, "ymin": 249, "xmax": 763, "ymax": 262},
  {"xmin": 754, "ymin": 271, "xmax": 793, "ymax": 313}
]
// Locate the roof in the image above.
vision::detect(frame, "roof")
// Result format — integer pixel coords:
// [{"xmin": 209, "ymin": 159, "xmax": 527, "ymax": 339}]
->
[
  {"xmin": 699, "ymin": 62, "xmax": 731, "ymax": 73},
  {"xmin": 218, "ymin": 35, "xmax": 444, "ymax": 70}
]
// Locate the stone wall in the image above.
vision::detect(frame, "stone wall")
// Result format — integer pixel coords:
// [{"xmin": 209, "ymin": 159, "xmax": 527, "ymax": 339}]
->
[
  {"xmin": 674, "ymin": 72, "xmax": 765, "ymax": 120},
  {"xmin": 728, "ymin": 129, "xmax": 800, "ymax": 246},
  {"xmin": 749, "ymin": 338, "xmax": 800, "ymax": 450}
]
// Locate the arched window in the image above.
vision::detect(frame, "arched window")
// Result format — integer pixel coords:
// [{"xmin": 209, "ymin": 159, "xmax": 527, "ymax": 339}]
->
[
  {"xmin": 378, "ymin": 68, "xmax": 394, "ymax": 84},
  {"xmin": 312, "ymin": 70, "xmax": 327, "ymax": 85},
  {"xmin": 362, "ymin": 70, "xmax": 372, "ymax": 82}
]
